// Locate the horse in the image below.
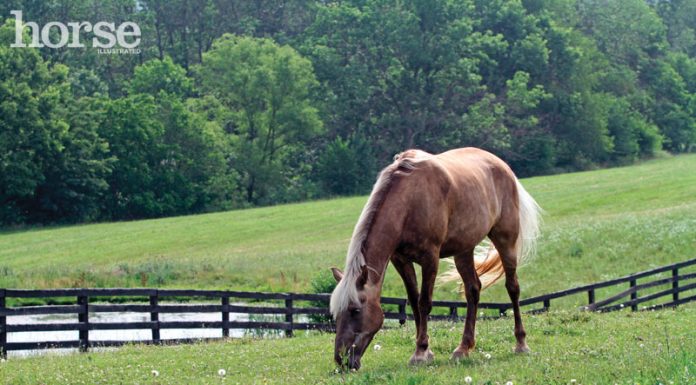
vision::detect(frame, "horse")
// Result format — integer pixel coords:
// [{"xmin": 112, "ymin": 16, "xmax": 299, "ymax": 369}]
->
[{"xmin": 329, "ymin": 147, "xmax": 541, "ymax": 370}]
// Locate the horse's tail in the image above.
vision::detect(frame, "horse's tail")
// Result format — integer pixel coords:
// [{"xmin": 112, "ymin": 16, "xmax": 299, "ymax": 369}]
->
[
  {"xmin": 514, "ymin": 179, "xmax": 542, "ymax": 266},
  {"xmin": 439, "ymin": 179, "xmax": 542, "ymax": 291}
]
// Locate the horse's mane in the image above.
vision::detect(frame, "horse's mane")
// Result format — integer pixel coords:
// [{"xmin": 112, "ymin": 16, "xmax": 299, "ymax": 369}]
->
[{"xmin": 330, "ymin": 151, "xmax": 430, "ymax": 318}]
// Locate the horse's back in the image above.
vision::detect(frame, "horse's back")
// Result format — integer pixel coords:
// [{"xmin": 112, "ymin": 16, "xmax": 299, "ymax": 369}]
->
[
  {"xmin": 436, "ymin": 148, "xmax": 515, "ymax": 180},
  {"xmin": 398, "ymin": 147, "xmax": 519, "ymax": 253}
]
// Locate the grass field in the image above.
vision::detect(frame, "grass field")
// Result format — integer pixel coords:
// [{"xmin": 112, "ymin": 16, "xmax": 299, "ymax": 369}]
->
[
  {"xmin": 2, "ymin": 155, "xmax": 696, "ymax": 384},
  {"xmin": 2, "ymin": 305, "xmax": 694, "ymax": 384},
  {"xmin": 2, "ymin": 154, "xmax": 696, "ymax": 305}
]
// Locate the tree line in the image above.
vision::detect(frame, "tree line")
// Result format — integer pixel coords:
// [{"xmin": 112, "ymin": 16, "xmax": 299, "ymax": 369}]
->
[{"xmin": 1, "ymin": 0, "xmax": 695, "ymax": 225}]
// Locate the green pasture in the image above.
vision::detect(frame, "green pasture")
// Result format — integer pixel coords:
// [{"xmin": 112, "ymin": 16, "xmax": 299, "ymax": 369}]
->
[
  {"xmin": 2, "ymin": 154, "xmax": 696, "ymax": 305},
  {"xmin": 2, "ymin": 305, "xmax": 694, "ymax": 384}
]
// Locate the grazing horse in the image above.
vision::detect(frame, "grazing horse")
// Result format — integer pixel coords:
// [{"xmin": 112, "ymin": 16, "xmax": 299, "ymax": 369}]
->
[{"xmin": 329, "ymin": 147, "xmax": 541, "ymax": 370}]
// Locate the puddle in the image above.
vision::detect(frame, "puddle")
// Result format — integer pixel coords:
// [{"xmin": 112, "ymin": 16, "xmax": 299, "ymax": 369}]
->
[{"xmin": 4, "ymin": 303, "xmax": 265, "ymax": 357}]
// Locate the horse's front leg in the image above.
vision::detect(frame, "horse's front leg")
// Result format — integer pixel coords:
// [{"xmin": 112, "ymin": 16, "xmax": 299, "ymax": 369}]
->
[
  {"xmin": 410, "ymin": 257, "xmax": 438, "ymax": 365},
  {"xmin": 391, "ymin": 255, "xmax": 421, "ymax": 328},
  {"xmin": 452, "ymin": 251, "xmax": 480, "ymax": 360},
  {"xmin": 392, "ymin": 255, "xmax": 432, "ymax": 364}
]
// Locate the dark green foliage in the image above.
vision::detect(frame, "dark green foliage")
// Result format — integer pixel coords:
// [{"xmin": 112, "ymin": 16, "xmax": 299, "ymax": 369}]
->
[
  {"xmin": 130, "ymin": 57, "xmax": 192, "ymax": 97},
  {"xmin": 308, "ymin": 269, "xmax": 338, "ymax": 323},
  {"xmin": 2, "ymin": 0, "xmax": 696, "ymax": 225},
  {"xmin": 99, "ymin": 92, "xmax": 230, "ymax": 220},
  {"xmin": 0, "ymin": 20, "xmax": 112, "ymax": 224},
  {"xmin": 197, "ymin": 35, "xmax": 323, "ymax": 205},
  {"xmin": 316, "ymin": 135, "xmax": 378, "ymax": 196},
  {"xmin": 607, "ymin": 98, "xmax": 662, "ymax": 163}
]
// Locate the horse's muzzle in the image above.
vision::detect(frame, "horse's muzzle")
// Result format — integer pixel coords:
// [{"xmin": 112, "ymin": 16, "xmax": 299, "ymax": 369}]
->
[{"xmin": 335, "ymin": 347, "xmax": 362, "ymax": 371}]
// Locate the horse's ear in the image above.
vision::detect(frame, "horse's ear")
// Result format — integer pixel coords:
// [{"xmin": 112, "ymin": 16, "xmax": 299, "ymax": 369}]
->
[
  {"xmin": 330, "ymin": 267, "xmax": 344, "ymax": 283},
  {"xmin": 356, "ymin": 265, "xmax": 369, "ymax": 289}
]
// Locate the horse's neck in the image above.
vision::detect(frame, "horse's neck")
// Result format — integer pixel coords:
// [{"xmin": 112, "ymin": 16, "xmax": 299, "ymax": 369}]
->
[{"xmin": 362, "ymin": 205, "xmax": 405, "ymax": 294}]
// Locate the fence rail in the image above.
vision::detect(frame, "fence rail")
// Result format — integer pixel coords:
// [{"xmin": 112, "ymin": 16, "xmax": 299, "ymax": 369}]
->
[{"xmin": 1, "ymin": 257, "xmax": 695, "ymax": 358}]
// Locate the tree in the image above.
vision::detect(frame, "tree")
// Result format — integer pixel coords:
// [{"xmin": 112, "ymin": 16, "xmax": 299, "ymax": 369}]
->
[
  {"xmin": 301, "ymin": 0, "xmax": 495, "ymax": 157},
  {"xmin": 130, "ymin": 56, "xmax": 192, "ymax": 97},
  {"xmin": 102, "ymin": 55, "xmax": 232, "ymax": 219},
  {"xmin": 197, "ymin": 35, "xmax": 323, "ymax": 204},
  {"xmin": 315, "ymin": 135, "xmax": 378, "ymax": 196},
  {"xmin": 0, "ymin": 19, "xmax": 112, "ymax": 224}
]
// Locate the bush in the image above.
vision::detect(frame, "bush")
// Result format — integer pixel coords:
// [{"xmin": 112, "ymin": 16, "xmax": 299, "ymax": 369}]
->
[
  {"xmin": 315, "ymin": 134, "xmax": 378, "ymax": 196},
  {"xmin": 308, "ymin": 269, "xmax": 338, "ymax": 324}
]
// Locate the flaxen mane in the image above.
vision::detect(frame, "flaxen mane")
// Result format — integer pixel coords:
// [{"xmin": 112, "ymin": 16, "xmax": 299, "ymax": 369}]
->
[{"xmin": 329, "ymin": 152, "xmax": 428, "ymax": 317}]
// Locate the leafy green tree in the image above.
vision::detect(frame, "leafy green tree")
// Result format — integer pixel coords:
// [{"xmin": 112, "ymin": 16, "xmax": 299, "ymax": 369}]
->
[
  {"xmin": 0, "ymin": 19, "xmax": 112, "ymax": 224},
  {"xmin": 197, "ymin": 34, "xmax": 323, "ymax": 204},
  {"xmin": 641, "ymin": 59, "xmax": 696, "ymax": 152},
  {"xmin": 315, "ymin": 135, "xmax": 378, "ymax": 196},
  {"xmin": 576, "ymin": 0, "xmax": 667, "ymax": 68},
  {"xmin": 100, "ymin": 92, "xmax": 232, "ymax": 219},
  {"xmin": 302, "ymin": 0, "xmax": 496, "ymax": 157},
  {"xmin": 130, "ymin": 56, "xmax": 192, "ymax": 97},
  {"xmin": 607, "ymin": 98, "xmax": 662, "ymax": 163},
  {"xmin": 37, "ymin": 96, "xmax": 114, "ymax": 222},
  {"xmin": 654, "ymin": 0, "xmax": 696, "ymax": 57}
]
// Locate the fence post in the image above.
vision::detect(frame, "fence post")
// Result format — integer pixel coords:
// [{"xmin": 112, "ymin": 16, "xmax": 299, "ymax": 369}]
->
[
  {"xmin": 588, "ymin": 289, "xmax": 595, "ymax": 306},
  {"xmin": 630, "ymin": 279, "xmax": 638, "ymax": 311},
  {"xmin": 221, "ymin": 295, "xmax": 230, "ymax": 338},
  {"xmin": 285, "ymin": 296, "xmax": 294, "ymax": 338},
  {"xmin": 672, "ymin": 268, "xmax": 679, "ymax": 302},
  {"xmin": 397, "ymin": 301, "xmax": 407, "ymax": 325},
  {"xmin": 77, "ymin": 294, "xmax": 89, "ymax": 352},
  {"xmin": 1, "ymin": 289, "xmax": 6, "ymax": 359},
  {"xmin": 543, "ymin": 299, "xmax": 550, "ymax": 312},
  {"xmin": 449, "ymin": 306, "xmax": 458, "ymax": 321},
  {"xmin": 150, "ymin": 291, "xmax": 160, "ymax": 344}
]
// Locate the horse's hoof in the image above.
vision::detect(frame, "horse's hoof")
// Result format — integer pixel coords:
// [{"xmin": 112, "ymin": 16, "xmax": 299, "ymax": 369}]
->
[
  {"xmin": 408, "ymin": 349, "xmax": 434, "ymax": 365},
  {"xmin": 450, "ymin": 348, "xmax": 469, "ymax": 362},
  {"xmin": 515, "ymin": 344, "xmax": 531, "ymax": 354}
]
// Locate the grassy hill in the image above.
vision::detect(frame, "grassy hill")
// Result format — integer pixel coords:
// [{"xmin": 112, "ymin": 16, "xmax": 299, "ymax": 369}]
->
[
  {"xmin": 2, "ymin": 306, "xmax": 694, "ymax": 384},
  {"xmin": 2, "ymin": 154, "xmax": 696, "ymax": 303}
]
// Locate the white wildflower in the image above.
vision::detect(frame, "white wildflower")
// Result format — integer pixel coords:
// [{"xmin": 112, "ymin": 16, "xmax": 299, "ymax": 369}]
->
[
  {"xmin": 151, "ymin": 370, "xmax": 159, "ymax": 377},
  {"xmin": 374, "ymin": 344, "xmax": 382, "ymax": 351},
  {"xmin": 218, "ymin": 369, "xmax": 226, "ymax": 376},
  {"xmin": 639, "ymin": 343, "xmax": 645, "ymax": 348},
  {"xmin": 506, "ymin": 381, "xmax": 514, "ymax": 385},
  {"xmin": 484, "ymin": 353, "xmax": 491, "ymax": 360},
  {"xmin": 464, "ymin": 376, "xmax": 472, "ymax": 384},
  {"xmin": 570, "ymin": 380, "xmax": 577, "ymax": 384}
]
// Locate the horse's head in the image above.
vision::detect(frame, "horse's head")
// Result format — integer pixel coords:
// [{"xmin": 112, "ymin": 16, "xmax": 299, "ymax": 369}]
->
[{"xmin": 330, "ymin": 266, "xmax": 384, "ymax": 370}]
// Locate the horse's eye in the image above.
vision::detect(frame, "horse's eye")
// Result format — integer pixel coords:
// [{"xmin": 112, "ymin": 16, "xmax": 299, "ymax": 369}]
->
[{"xmin": 350, "ymin": 308, "xmax": 361, "ymax": 316}]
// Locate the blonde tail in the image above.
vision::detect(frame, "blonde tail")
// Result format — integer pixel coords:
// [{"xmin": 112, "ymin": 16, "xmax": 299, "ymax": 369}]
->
[
  {"xmin": 438, "ymin": 179, "xmax": 541, "ymax": 293},
  {"xmin": 515, "ymin": 179, "xmax": 542, "ymax": 266}
]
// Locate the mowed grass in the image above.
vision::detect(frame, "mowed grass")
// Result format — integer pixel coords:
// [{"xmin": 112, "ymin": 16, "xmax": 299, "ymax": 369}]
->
[
  {"xmin": 2, "ymin": 305, "xmax": 695, "ymax": 384},
  {"xmin": 1, "ymin": 154, "xmax": 696, "ymax": 303}
]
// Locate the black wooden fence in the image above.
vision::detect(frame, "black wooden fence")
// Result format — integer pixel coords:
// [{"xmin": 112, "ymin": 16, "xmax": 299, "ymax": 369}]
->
[{"xmin": 1, "ymin": 257, "xmax": 695, "ymax": 358}]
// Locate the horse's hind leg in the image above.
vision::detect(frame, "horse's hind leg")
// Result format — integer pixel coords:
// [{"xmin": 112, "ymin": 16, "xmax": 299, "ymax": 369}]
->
[
  {"xmin": 489, "ymin": 230, "xmax": 530, "ymax": 353},
  {"xmin": 451, "ymin": 249, "xmax": 480, "ymax": 360}
]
